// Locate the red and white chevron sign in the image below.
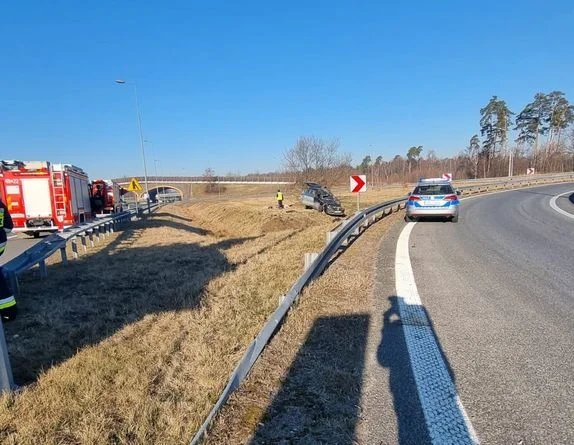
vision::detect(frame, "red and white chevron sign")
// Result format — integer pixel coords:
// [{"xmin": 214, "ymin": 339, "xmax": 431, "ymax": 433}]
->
[
  {"xmin": 350, "ymin": 175, "xmax": 367, "ymax": 193},
  {"xmin": 527, "ymin": 168, "xmax": 535, "ymax": 175},
  {"xmin": 441, "ymin": 173, "xmax": 452, "ymax": 181}
]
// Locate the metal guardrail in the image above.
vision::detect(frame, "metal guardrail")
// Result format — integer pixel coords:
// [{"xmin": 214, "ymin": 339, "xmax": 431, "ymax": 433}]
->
[
  {"xmin": 190, "ymin": 197, "xmax": 406, "ymax": 445},
  {"xmin": 189, "ymin": 172, "xmax": 574, "ymax": 444},
  {"xmin": 0, "ymin": 202, "xmax": 161, "ymax": 392}
]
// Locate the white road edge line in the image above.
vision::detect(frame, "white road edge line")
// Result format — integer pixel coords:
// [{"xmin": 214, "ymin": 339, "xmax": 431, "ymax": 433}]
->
[
  {"xmin": 549, "ymin": 190, "xmax": 574, "ymax": 220},
  {"xmin": 395, "ymin": 222, "xmax": 479, "ymax": 444}
]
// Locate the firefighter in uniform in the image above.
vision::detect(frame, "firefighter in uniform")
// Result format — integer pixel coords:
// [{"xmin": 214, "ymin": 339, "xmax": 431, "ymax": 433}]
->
[
  {"xmin": 0, "ymin": 199, "xmax": 17, "ymax": 320},
  {"xmin": 276, "ymin": 189, "xmax": 284, "ymax": 208}
]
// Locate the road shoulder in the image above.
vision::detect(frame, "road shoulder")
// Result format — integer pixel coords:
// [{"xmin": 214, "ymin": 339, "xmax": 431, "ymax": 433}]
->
[{"xmin": 356, "ymin": 219, "xmax": 430, "ymax": 445}]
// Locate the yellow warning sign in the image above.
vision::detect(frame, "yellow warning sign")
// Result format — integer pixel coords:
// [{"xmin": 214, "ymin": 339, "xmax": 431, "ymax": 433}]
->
[{"xmin": 127, "ymin": 177, "xmax": 143, "ymax": 192}]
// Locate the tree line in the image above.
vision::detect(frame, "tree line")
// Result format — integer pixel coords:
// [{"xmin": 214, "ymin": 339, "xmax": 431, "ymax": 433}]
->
[{"xmin": 283, "ymin": 91, "xmax": 574, "ymax": 185}]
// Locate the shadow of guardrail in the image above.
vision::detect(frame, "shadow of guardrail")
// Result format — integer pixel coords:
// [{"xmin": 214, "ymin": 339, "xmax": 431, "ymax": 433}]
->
[{"xmin": 249, "ymin": 314, "xmax": 369, "ymax": 444}]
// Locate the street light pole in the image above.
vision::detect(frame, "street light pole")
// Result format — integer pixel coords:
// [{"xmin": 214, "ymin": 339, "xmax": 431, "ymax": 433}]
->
[{"xmin": 115, "ymin": 79, "xmax": 150, "ymax": 206}]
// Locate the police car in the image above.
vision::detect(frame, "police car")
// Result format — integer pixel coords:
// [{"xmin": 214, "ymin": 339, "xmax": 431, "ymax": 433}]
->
[{"xmin": 405, "ymin": 178, "xmax": 461, "ymax": 222}]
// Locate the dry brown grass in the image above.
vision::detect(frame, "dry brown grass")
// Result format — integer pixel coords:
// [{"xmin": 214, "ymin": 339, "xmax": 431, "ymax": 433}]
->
[
  {"xmin": 190, "ymin": 183, "xmax": 298, "ymax": 200},
  {"xmin": 204, "ymin": 211, "xmax": 403, "ymax": 444},
  {"xmin": 0, "ymin": 188, "xmax": 406, "ymax": 445}
]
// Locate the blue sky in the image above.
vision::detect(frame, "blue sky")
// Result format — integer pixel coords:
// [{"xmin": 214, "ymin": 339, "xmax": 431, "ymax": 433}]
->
[{"xmin": 1, "ymin": 1, "xmax": 573, "ymax": 179}]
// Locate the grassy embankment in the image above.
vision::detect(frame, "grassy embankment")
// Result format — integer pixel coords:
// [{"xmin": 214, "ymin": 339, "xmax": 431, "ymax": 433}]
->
[{"xmin": 0, "ymin": 186, "xmax": 407, "ymax": 444}]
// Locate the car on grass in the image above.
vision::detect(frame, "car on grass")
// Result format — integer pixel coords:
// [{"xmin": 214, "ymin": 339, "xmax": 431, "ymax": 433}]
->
[
  {"xmin": 300, "ymin": 183, "xmax": 345, "ymax": 216},
  {"xmin": 405, "ymin": 178, "xmax": 461, "ymax": 222}
]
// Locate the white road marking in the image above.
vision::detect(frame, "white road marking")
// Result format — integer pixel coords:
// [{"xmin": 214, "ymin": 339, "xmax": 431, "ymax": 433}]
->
[
  {"xmin": 395, "ymin": 222, "xmax": 479, "ymax": 444},
  {"xmin": 549, "ymin": 190, "xmax": 574, "ymax": 220}
]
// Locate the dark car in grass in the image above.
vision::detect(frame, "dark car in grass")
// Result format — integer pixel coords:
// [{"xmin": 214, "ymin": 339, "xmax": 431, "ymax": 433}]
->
[{"xmin": 300, "ymin": 183, "xmax": 345, "ymax": 216}]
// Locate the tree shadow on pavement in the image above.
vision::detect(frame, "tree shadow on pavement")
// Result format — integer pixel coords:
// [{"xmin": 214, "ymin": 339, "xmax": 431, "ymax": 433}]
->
[
  {"xmin": 4, "ymin": 233, "xmax": 251, "ymax": 385},
  {"xmin": 250, "ymin": 314, "xmax": 370, "ymax": 445}
]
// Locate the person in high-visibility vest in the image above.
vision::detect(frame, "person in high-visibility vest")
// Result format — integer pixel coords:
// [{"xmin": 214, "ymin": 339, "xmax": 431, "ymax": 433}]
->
[
  {"xmin": 276, "ymin": 189, "xmax": 284, "ymax": 208},
  {"xmin": 0, "ymin": 199, "xmax": 17, "ymax": 321}
]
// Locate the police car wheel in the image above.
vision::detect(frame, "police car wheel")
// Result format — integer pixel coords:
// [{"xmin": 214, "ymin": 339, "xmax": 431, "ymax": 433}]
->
[{"xmin": 451, "ymin": 215, "xmax": 459, "ymax": 223}]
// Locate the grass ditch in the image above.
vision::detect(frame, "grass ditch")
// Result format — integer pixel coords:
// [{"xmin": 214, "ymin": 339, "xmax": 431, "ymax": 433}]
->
[
  {"xmin": 0, "ymin": 190, "xmax": 405, "ymax": 444},
  {"xmin": 204, "ymin": 211, "xmax": 403, "ymax": 444}
]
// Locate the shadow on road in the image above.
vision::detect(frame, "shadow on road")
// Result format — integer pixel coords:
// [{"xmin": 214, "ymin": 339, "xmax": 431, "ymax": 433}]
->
[
  {"xmin": 378, "ymin": 296, "xmax": 459, "ymax": 445},
  {"xmin": 3, "ymin": 220, "xmax": 250, "ymax": 385},
  {"xmin": 411, "ymin": 216, "xmax": 454, "ymax": 224},
  {"xmin": 250, "ymin": 314, "xmax": 369, "ymax": 445}
]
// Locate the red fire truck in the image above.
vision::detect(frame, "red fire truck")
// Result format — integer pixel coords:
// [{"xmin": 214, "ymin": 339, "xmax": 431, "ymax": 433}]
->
[
  {"xmin": 90, "ymin": 179, "xmax": 121, "ymax": 214},
  {"xmin": 0, "ymin": 160, "xmax": 93, "ymax": 237}
]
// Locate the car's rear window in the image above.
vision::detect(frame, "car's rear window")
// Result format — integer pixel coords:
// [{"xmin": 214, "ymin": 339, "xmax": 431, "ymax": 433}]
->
[{"xmin": 413, "ymin": 184, "xmax": 454, "ymax": 195}]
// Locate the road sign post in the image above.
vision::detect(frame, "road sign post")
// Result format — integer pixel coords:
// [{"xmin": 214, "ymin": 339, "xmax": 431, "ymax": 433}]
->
[
  {"xmin": 350, "ymin": 175, "xmax": 367, "ymax": 212},
  {"xmin": 127, "ymin": 178, "xmax": 143, "ymax": 215}
]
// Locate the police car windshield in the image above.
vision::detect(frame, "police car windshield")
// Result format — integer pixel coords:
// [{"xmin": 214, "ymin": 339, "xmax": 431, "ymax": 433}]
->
[{"xmin": 413, "ymin": 184, "xmax": 454, "ymax": 195}]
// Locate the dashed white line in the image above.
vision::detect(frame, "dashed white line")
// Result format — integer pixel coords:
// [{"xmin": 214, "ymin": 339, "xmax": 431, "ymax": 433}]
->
[
  {"xmin": 549, "ymin": 190, "xmax": 574, "ymax": 220},
  {"xmin": 395, "ymin": 222, "xmax": 479, "ymax": 444}
]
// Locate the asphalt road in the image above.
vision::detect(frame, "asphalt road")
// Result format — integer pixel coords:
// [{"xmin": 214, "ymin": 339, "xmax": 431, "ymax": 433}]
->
[
  {"xmin": 406, "ymin": 183, "xmax": 574, "ymax": 444},
  {"xmin": 0, "ymin": 234, "xmax": 43, "ymax": 266}
]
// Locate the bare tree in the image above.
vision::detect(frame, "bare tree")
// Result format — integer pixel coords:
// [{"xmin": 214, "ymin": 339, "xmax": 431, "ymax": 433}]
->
[
  {"xmin": 203, "ymin": 167, "xmax": 221, "ymax": 193},
  {"xmin": 283, "ymin": 136, "xmax": 350, "ymax": 185}
]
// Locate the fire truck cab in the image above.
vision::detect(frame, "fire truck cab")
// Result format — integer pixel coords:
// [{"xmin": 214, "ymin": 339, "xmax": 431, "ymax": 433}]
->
[
  {"xmin": 0, "ymin": 160, "xmax": 93, "ymax": 237},
  {"xmin": 90, "ymin": 179, "xmax": 120, "ymax": 214}
]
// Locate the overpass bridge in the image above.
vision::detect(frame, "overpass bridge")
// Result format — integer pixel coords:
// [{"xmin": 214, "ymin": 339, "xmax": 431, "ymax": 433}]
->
[{"xmin": 113, "ymin": 176, "xmax": 295, "ymax": 201}]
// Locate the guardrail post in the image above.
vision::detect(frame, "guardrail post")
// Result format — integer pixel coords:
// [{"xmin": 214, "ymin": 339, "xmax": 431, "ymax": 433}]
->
[
  {"xmin": 6, "ymin": 271, "xmax": 19, "ymax": 297},
  {"xmin": 60, "ymin": 247, "xmax": 68, "ymax": 265},
  {"xmin": 71, "ymin": 237, "xmax": 78, "ymax": 259},
  {"xmin": 81, "ymin": 235, "xmax": 87, "ymax": 253},
  {"xmin": 304, "ymin": 252, "xmax": 319, "ymax": 271},
  {"xmin": 0, "ymin": 320, "xmax": 14, "ymax": 393},
  {"xmin": 326, "ymin": 230, "xmax": 338, "ymax": 245},
  {"xmin": 39, "ymin": 260, "xmax": 48, "ymax": 278},
  {"xmin": 109, "ymin": 221, "xmax": 114, "ymax": 234},
  {"xmin": 88, "ymin": 230, "xmax": 95, "ymax": 247}
]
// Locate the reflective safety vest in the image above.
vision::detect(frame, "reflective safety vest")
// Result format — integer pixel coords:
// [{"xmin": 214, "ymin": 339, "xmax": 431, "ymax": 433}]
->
[
  {"xmin": 277, "ymin": 192, "xmax": 284, "ymax": 201},
  {"xmin": 0, "ymin": 295, "xmax": 16, "ymax": 310},
  {"xmin": 0, "ymin": 208, "xmax": 5, "ymax": 255}
]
